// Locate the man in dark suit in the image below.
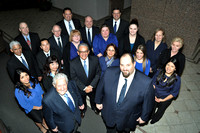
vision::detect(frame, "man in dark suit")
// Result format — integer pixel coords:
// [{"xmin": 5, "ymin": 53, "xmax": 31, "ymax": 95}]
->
[
  {"xmin": 15, "ymin": 22, "xmax": 41, "ymax": 56},
  {"xmin": 43, "ymin": 73, "xmax": 84, "ymax": 133},
  {"xmin": 7, "ymin": 41, "xmax": 42, "ymax": 83},
  {"xmin": 70, "ymin": 43, "xmax": 101, "ymax": 117},
  {"xmin": 36, "ymin": 38, "xmax": 60, "ymax": 73},
  {"xmin": 79, "ymin": 16, "xmax": 99, "ymax": 52},
  {"xmin": 56, "ymin": 7, "xmax": 82, "ymax": 42},
  {"xmin": 95, "ymin": 53, "xmax": 155, "ymax": 133}
]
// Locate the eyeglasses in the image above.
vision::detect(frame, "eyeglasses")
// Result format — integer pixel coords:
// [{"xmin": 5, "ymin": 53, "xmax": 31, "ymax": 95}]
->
[{"xmin": 79, "ymin": 50, "xmax": 89, "ymax": 54}]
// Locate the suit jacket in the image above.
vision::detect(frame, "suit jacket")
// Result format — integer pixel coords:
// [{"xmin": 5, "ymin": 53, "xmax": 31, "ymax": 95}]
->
[
  {"xmin": 104, "ymin": 18, "xmax": 129, "ymax": 41},
  {"xmin": 79, "ymin": 26, "xmax": 100, "ymax": 48},
  {"xmin": 7, "ymin": 51, "xmax": 41, "ymax": 83},
  {"xmin": 70, "ymin": 56, "xmax": 101, "ymax": 95},
  {"xmin": 42, "ymin": 81, "xmax": 83, "ymax": 133},
  {"xmin": 121, "ymin": 33, "xmax": 145, "ymax": 56},
  {"xmin": 56, "ymin": 18, "xmax": 82, "ymax": 42},
  {"xmin": 36, "ymin": 49, "xmax": 60, "ymax": 73},
  {"xmin": 48, "ymin": 35, "xmax": 68, "ymax": 59},
  {"xmin": 15, "ymin": 32, "xmax": 41, "ymax": 56},
  {"xmin": 95, "ymin": 67, "xmax": 154, "ymax": 131}
]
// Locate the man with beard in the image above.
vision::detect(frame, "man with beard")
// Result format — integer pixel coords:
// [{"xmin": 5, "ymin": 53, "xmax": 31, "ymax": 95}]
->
[{"xmin": 95, "ymin": 53, "xmax": 154, "ymax": 133}]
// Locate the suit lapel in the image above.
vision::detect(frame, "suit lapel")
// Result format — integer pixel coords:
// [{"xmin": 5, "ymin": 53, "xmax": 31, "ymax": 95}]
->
[
  {"xmin": 113, "ymin": 71, "xmax": 121, "ymax": 104},
  {"xmin": 78, "ymin": 58, "xmax": 88, "ymax": 78}
]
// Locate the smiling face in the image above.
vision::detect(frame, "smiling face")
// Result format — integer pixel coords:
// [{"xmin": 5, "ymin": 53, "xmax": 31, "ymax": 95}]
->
[
  {"xmin": 19, "ymin": 22, "xmax": 29, "ymax": 36},
  {"xmin": 54, "ymin": 78, "xmax": 68, "ymax": 95},
  {"xmin": 20, "ymin": 72, "xmax": 30, "ymax": 85},
  {"xmin": 112, "ymin": 9, "xmax": 121, "ymax": 21},
  {"xmin": 85, "ymin": 16, "xmax": 93, "ymax": 29},
  {"xmin": 72, "ymin": 34, "xmax": 81, "ymax": 43},
  {"xmin": 165, "ymin": 62, "xmax": 176, "ymax": 75},
  {"xmin": 129, "ymin": 24, "xmax": 138, "ymax": 36},
  {"xmin": 171, "ymin": 41, "xmax": 182, "ymax": 53},
  {"xmin": 49, "ymin": 61, "xmax": 59, "ymax": 73},
  {"xmin": 63, "ymin": 10, "xmax": 72, "ymax": 21},
  {"xmin": 10, "ymin": 44, "xmax": 22, "ymax": 56},
  {"xmin": 155, "ymin": 30, "xmax": 164, "ymax": 42},
  {"xmin": 106, "ymin": 45, "xmax": 115, "ymax": 59},
  {"xmin": 135, "ymin": 49, "xmax": 144, "ymax": 60},
  {"xmin": 120, "ymin": 55, "xmax": 135, "ymax": 78},
  {"xmin": 78, "ymin": 45, "xmax": 90, "ymax": 60},
  {"xmin": 101, "ymin": 27, "xmax": 110, "ymax": 39},
  {"xmin": 52, "ymin": 25, "xmax": 61, "ymax": 37},
  {"xmin": 40, "ymin": 40, "xmax": 50, "ymax": 53}
]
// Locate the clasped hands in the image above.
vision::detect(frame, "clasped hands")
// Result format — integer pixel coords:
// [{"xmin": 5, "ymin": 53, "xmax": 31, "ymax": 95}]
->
[{"xmin": 85, "ymin": 85, "xmax": 93, "ymax": 93}]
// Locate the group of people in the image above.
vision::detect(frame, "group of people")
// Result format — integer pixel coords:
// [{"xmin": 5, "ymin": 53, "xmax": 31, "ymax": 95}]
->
[{"xmin": 6, "ymin": 6, "xmax": 186, "ymax": 133}]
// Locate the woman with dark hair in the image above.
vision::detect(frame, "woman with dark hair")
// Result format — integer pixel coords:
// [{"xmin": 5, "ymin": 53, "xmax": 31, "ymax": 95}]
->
[
  {"xmin": 146, "ymin": 28, "xmax": 167, "ymax": 77},
  {"xmin": 133, "ymin": 44, "xmax": 151, "ymax": 76},
  {"xmin": 93, "ymin": 24, "xmax": 118, "ymax": 57},
  {"xmin": 99, "ymin": 43, "xmax": 120, "ymax": 77},
  {"xmin": 14, "ymin": 68, "xmax": 49, "ymax": 133},
  {"xmin": 42, "ymin": 55, "xmax": 61, "ymax": 92},
  {"xmin": 157, "ymin": 37, "xmax": 185, "ymax": 76},
  {"xmin": 121, "ymin": 18, "xmax": 145, "ymax": 56},
  {"xmin": 150, "ymin": 58, "xmax": 181, "ymax": 124}
]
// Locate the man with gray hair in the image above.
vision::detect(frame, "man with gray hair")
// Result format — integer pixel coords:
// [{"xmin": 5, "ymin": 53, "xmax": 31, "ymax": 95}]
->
[
  {"xmin": 7, "ymin": 40, "xmax": 42, "ymax": 83},
  {"xmin": 43, "ymin": 73, "xmax": 84, "ymax": 133},
  {"xmin": 70, "ymin": 43, "xmax": 101, "ymax": 117}
]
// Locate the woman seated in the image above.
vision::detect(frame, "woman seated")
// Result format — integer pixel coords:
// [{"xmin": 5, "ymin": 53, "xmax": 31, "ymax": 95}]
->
[
  {"xmin": 157, "ymin": 37, "xmax": 185, "ymax": 76},
  {"xmin": 99, "ymin": 43, "xmax": 120, "ymax": 77},
  {"xmin": 121, "ymin": 18, "xmax": 145, "ymax": 56},
  {"xmin": 93, "ymin": 24, "xmax": 118, "ymax": 57},
  {"xmin": 63, "ymin": 29, "xmax": 83, "ymax": 78},
  {"xmin": 42, "ymin": 55, "xmax": 61, "ymax": 92},
  {"xmin": 150, "ymin": 58, "xmax": 181, "ymax": 124},
  {"xmin": 14, "ymin": 68, "xmax": 49, "ymax": 133},
  {"xmin": 133, "ymin": 45, "xmax": 151, "ymax": 76},
  {"xmin": 146, "ymin": 28, "xmax": 167, "ymax": 77}
]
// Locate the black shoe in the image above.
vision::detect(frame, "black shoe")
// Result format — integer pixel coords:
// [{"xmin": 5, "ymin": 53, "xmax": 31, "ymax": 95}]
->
[
  {"xmin": 94, "ymin": 109, "xmax": 99, "ymax": 115},
  {"xmin": 81, "ymin": 112, "xmax": 85, "ymax": 118}
]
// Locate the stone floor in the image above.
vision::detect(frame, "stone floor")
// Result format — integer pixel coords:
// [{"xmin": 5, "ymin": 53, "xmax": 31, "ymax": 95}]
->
[{"xmin": 0, "ymin": 7, "xmax": 200, "ymax": 133}]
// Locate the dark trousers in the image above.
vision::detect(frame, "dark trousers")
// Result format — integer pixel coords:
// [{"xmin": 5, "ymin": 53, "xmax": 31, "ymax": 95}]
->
[
  {"xmin": 81, "ymin": 91, "xmax": 96, "ymax": 113},
  {"xmin": 106, "ymin": 125, "xmax": 130, "ymax": 133},
  {"xmin": 151, "ymin": 99, "xmax": 172, "ymax": 124}
]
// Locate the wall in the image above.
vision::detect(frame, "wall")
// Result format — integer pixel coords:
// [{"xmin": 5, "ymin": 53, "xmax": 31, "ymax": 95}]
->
[{"xmin": 130, "ymin": 0, "xmax": 200, "ymax": 57}]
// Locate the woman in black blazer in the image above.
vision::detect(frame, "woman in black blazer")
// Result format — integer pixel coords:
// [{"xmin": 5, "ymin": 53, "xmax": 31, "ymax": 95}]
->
[{"xmin": 119, "ymin": 18, "xmax": 145, "ymax": 56}]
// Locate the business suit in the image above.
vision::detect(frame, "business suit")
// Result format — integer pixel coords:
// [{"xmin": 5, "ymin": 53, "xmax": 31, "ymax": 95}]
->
[
  {"xmin": 48, "ymin": 35, "xmax": 68, "ymax": 59},
  {"xmin": 43, "ymin": 81, "xmax": 83, "ymax": 133},
  {"xmin": 36, "ymin": 49, "xmax": 60, "ymax": 73},
  {"xmin": 15, "ymin": 32, "xmax": 41, "ymax": 56},
  {"xmin": 56, "ymin": 18, "xmax": 82, "ymax": 42},
  {"xmin": 121, "ymin": 33, "xmax": 145, "ymax": 56},
  {"xmin": 79, "ymin": 26, "xmax": 100, "ymax": 49},
  {"xmin": 95, "ymin": 67, "xmax": 154, "ymax": 131},
  {"xmin": 104, "ymin": 18, "xmax": 129, "ymax": 41},
  {"xmin": 7, "ymin": 51, "xmax": 41, "ymax": 83},
  {"xmin": 70, "ymin": 55, "xmax": 101, "ymax": 112}
]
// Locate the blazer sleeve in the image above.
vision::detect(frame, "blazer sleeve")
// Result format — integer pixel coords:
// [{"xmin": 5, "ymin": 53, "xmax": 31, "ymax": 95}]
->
[
  {"xmin": 92, "ymin": 35, "xmax": 100, "ymax": 56},
  {"xmin": 95, "ymin": 74, "xmax": 105, "ymax": 104},
  {"xmin": 144, "ymin": 59, "xmax": 151, "ymax": 76},
  {"xmin": 70, "ymin": 81, "xmax": 83, "ymax": 106},
  {"xmin": 141, "ymin": 80, "xmax": 155, "ymax": 122},
  {"xmin": 90, "ymin": 59, "xmax": 101, "ymax": 88}
]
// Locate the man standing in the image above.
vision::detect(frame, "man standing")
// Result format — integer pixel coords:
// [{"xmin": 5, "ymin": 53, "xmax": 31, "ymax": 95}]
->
[
  {"xmin": 95, "ymin": 53, "xmax": 154, "ymax": 132},
  {"xmin": 7, "ymin": 41, "xmax": 42, "ymax": 83},
  {"xmin": 70, "ymin": 43, "xmax": 101, "ymax": 117},
  {"xmin": 43, "ymin": 73, "xmax": 84, "ymax": 133},
  {"xmin": 56, "ymin": 7, "xmax": 82, "ymax": 41},
  {"xmin": 36, "ymin": 38, "xmax": 60, "ymax": 73},
  {"xmin": 79, "ymin": 16, "xmax": 99, "ymax": 51},
  {"xmin": 15, "ymin": 22, "xmax": 41, "ymax": 56}
]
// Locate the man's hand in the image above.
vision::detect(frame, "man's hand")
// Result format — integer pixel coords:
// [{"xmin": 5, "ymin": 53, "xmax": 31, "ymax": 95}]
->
[
  {"xmin": 137, "ymin": 117, "xmax": 145, "ymax": 124},
  {"xmin": 96, "ymin": 104, "xmax": 103, "ymax": 110},
  {"xmin": 85, "ymin": 86, "xmax": 92, "ymax": 93},
  {"xmin": 52, "ymin": 126, "xmax": 58, "ymax": 132},
  {"xmin": 79, "ymin": 104, "xmax": 85, "ymax": 110},
  {"xmin": 97, "ymin": 53, "xmax": 103, "ymax": 57}
]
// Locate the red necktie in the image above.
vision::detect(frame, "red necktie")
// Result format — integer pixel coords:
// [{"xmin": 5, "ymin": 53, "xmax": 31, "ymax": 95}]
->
[{"xmin": 26, "ymin": 37, "xmax": 32, "ymax": 50}]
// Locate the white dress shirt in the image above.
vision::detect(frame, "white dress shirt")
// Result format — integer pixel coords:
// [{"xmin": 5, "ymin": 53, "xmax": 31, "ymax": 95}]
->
[
  {"xmin": 53, "ymin": 35, "xmax": 63, "ymax": 47},
  {"xmin": 116, "ymin": 70, "xmax": 135, "ymax": 103},
  {"xmin": 15, "ymin": 53, "xmax": 29, "ymax": 67},
  {"xmin": 64, "ymin": 19, "xmax": 75, "ymax": 35},
  {"xmin": 60, "ymin": 91, "xmax": 75, "ymax": 107},
  {"xmin": 85, "ymin": 27, "xmax": 93, "ymax": 42},
  {"xmin": 43, "ymin": 51, "xmax": 50, "ymax": 57},
  {"xmin": 113, "ymin": 18, "xmax": 121, "ymax": 32},
  {"xmin": 80, "ymin": 57, "xmax": 89, "ymax": 72}
]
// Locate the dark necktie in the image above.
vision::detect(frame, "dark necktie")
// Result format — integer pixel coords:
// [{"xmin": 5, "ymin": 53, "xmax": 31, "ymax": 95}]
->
[
  {"xmin": 57, "ymin": 37, "xmax": 63, "ymax": 54},
  {"xmin": 117, "ymin": 79, "xmax": 127, "ymax": 104},
  {"xmin": 64, "ymin": 93, "xmax": 75, "ymax": 112},
  {"xmin": 68, "ymin": 21, "xmax": 72, "ymax": 34},
  {"xmin": 26, "ymin": 37, "xmax": 32, "ymax": 49},
  {"xmin": 21, "ymin": 56, "xmax": 29, "ymax": 70},
  {"xmin": 83, "ymin": 60, "xmax": 88, "ymax": 77},
  {"xmin": 87, "ymin": 29, "xmax": 92, "ymax": 46},
  {"xmin": 46, "ymin": 53, "xmax": 49, "ymax": 57},
  {"xmin": 113, "ymin": 21, "xmax": 117, "ymax": 33}
]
